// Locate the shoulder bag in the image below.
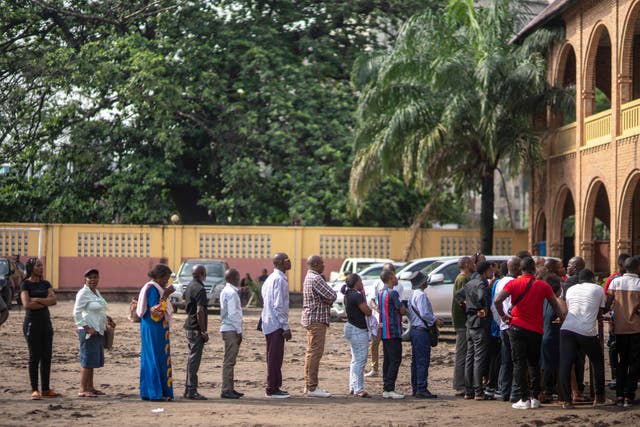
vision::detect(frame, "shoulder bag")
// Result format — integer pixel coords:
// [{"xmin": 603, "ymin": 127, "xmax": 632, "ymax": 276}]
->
[
  {"xmin": 408, "ymin": 300, "xmax": 439, "ymax": 347},
  {"xmin": 507, "ymin": 277, "xmax": 535, "ymax": 316}
]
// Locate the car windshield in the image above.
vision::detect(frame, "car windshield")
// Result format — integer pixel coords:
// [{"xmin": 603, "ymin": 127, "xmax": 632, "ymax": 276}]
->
[
  {"xmin": 0, "ymin": 259, "xmax": 8, "ymax": 276},
  {"xmin": 179, "ymin": 261, "xmax": 225, "ymax": 279},
  {"xmin": 422, "ymin": 261, "xmax": 445, "ymax": 275},
  {"xmin": 355, "ymin": 262, "xmax": 379, "ymax": 273},
  {"xmin": 360, "ymin": 266, "xmax": 383, "ymax": 280}
]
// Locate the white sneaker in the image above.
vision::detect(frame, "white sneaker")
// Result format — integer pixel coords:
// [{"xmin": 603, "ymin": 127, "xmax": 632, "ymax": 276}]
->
[
  {"xmin": 307, "ymin": 387, "xmax": 331, "ymax": 398},
  {"xmin": 364, "ymin": 370, "xmax": 378, "ymax": 377},
  {"xmin": 530, "ymin": 398, "xmax": 540, "ymax": 409},
  {"xmin": 382, "ymin": 390, "xmax": 405, "ymax": 399},
  {"xmin": 512, "ymin": 399, "xmax": 531, "ymax": 409}
]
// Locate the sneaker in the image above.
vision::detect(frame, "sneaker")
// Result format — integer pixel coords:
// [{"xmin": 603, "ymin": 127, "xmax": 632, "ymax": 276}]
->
[
  {"xmin": 31, "ymin": 391, "xmax": 42, "ymax": 400},
  {"xmin": 307, "ymin": 387, "xmax": 331, "ymax": 398},
  {"xmin": 624, "ymin": 398, "xmax": 633, "ymax": 408},
  {"xmin": 382, "ymin": 390, "xmax": 405, "ymax": 399},
  {"xmin": 530, "ymin": 398, "xmax": 540, "ymax": 409},
  {"xmin": 364, "ymin": 370, "xmax": 378, "ymax": 377},
  {"xmin": 512, "ymin": 399, "xmax": 531, "ymax": 409},
  {"xmin": 265, "ymin": 390, "xmax": 290, "ymax": 399}
]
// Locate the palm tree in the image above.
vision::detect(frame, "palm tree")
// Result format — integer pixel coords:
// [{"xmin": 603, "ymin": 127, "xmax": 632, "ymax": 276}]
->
[{"xmin": 350, "ymin": 0, "xmax": 560, "ymax": 254}]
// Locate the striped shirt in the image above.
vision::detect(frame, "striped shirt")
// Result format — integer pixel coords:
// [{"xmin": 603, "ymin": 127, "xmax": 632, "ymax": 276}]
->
[
  {"xmin": 377, "ymin": 286, "xmax": 403, "ymax": 339},
  {"xmin": 301, "ymin": 269, "xmax": 337, "ymax": 327}
]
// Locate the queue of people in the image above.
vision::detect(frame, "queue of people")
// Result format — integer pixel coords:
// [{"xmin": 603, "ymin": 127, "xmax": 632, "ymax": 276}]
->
[{"xmin": 13, "ymin": 252, "xmax": 640, "ymax": 409}]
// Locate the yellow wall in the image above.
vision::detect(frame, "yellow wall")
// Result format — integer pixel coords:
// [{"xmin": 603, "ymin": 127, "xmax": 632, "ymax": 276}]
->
[{"xmin": 0, "ymin": 223, "xmax": 528, "ymax": 290}]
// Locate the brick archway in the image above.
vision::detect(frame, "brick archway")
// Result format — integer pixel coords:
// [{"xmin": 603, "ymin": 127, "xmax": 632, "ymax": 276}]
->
[
  {"xmin": 534, "ymin": 210, "xmax": 547, "ymax": 255},
  {"xmin": 581, "ymin": 179, "xmax": 611, "ymax": 273},
  {"xmin": 618, "ymin": 0, "xmax": 640, "ymax": 103},
  {"xmin": 551, "ymin": 42, "xmax": 577, "ymax": 127},
  {"xmin": 583, "ymin": 22, "xmax": 612, "ymax": 117},
  {"xmin": 549, "ymin": 186, "xmax": 575, "ymax": 259},
  {"xmin": 617, "ymin": 169, "xmax": 640, "ymax": 256}
]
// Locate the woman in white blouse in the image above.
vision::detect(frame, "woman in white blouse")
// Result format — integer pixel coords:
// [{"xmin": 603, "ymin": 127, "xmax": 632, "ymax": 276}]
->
[{"xmin": 73, "ymin": 268, "xmax": 115, "ymax": 397}]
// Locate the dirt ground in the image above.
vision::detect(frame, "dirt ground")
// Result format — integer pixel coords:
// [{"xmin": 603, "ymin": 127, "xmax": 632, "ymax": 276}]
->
[{"xmin": 0, "ymin": 300, "xmax": 638, "ymax": 427}]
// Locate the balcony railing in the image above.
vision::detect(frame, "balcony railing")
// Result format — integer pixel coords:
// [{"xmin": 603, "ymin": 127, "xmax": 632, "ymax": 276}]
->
[
  {"xmin": 550, "ymin": 122, "xmax": 576, "ymax": 156},
  {"xmin": 584, "ymin": 109, "xmax": 611, "ymax": 145},
  {"xmin": 621, "ymin": 98, "xmax": 640, "ymax": 136}
]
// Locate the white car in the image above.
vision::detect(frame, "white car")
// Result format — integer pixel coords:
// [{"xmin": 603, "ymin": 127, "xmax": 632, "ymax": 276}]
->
[{"xmin": 328, "ymin": 257, "xmax": 394, "ymax": 283}]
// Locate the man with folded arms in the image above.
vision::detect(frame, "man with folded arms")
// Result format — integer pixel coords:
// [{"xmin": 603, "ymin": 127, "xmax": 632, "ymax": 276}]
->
[
  {"xmin": 301, "ymin": 255, "xmax": 336, "ymax": 398},
  {"xmin": 183, "ymin": 265, "xmax": 209, "ymax": 400}
]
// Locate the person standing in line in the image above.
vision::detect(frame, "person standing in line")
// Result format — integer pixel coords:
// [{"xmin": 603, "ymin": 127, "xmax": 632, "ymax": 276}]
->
[
  {"xmin": 490, "ymin": 256, "xmax": 521, "ymax": 402},
  {"xmin": 182, "ymin": 264, "xmax": 209, "ymax": 400},
  {"xmin": 540, "ymin": 275, "xmax": 562, "ymax": 403},
  {"xmin": 494, "ymin": 257, "xmax": 563, "ymax": 410},
  {"xmin": 301, "ymin": 255, "xmax": 336, "ymax": 398},
  {"xmin": 452, "ymin": 256, "xmax": 474, "ymax": 396},
  {"xmin": 342, "ymin": 273, "xmax": 373, "ymax": 398},
  {"xmin": 137, "ymin": 264, "xmax": 175, "ymax": 402},
  {"xmin": 0, "ymin": 289, "xmax": 8, "ymax": 327},
  {"xmin": 378, "ymin": 269, "xmax": 407, "ymax": 399},
  {"xmin": 73, "ymin": 268, "xmax": 115, "ymax": 397},
  {"xmin": 408, "ymin": 272, "xmax": 443, "ymax": 399},
  {"xmin": 606, "ymin": 256, "xmax": 640, "ymax": 407},
  {"xmin": 261, "ymin": 253, "xmax": 293, "ymax": 398},
  {"xmin": 220, "ymin": 268, "xmax": 244, "ymax": 399},
  {"xmin": 456, "ymin": 261, "xmax": 494, "ymax": 400},
  {"xmin": 562, "ymin": 256, "xmax": 587, "ymax": 402},
  {"xmin": 20, "ymin": 257, "xmax": 59, "ymax": 400},
  {"xmin": 559, "ymin": 269, "xmax": 608, "ymax": 409},
  {"xmin": 603, "ymin": 253, "xmax": 630, "ymax": 390},
  {"xmin": 365, "ymin": 262, "xmax": 396, "ymax": 378}
]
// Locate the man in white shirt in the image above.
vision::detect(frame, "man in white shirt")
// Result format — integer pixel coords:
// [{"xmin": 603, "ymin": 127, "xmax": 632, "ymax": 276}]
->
[
  {"xmin": 219, "ymin": 268, "xmax": 243, "ymax": 399},
  {"xmin": 261, "ymin": 253, "xmax": 292, "ymax": 398},
  {"xmin": 490, "ymin": 256, "xmax": 520, "ymax": 402},
  {"xmin": 559, "ymin": 269, "xmax": 607, "ymax": 408}
]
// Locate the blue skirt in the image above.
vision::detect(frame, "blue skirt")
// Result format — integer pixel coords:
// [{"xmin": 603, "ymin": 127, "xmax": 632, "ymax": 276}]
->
[{"xmin": 78, "ymin": 329, "xmax": 105, "ymax": 369}]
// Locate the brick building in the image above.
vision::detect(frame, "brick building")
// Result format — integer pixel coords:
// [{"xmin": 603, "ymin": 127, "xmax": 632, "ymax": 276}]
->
[{"xmin": 517, "ymin": 0, "xmax": 640, "ymax": 274}]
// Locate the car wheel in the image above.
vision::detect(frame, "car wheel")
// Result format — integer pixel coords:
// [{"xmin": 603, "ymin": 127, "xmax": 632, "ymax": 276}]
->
[{"xmin": 401, "ymin": 316, "xmax": 411, "ymax": 341}]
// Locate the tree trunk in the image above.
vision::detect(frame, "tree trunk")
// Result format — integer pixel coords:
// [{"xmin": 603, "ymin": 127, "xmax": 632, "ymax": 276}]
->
[{"xmin": 480, "ymin": 171, "xmax": 495, "ymax": 254}]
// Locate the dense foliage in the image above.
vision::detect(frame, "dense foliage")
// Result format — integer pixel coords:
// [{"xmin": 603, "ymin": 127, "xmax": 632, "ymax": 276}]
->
[{"xmin": 0, "ymin": 0, "xmax": 467, "ymax": 227}]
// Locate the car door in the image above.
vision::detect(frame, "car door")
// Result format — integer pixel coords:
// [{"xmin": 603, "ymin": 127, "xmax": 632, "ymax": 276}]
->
[{"xmin": 425, "ymin": 262, "xmax": 460, "ymax": 320}]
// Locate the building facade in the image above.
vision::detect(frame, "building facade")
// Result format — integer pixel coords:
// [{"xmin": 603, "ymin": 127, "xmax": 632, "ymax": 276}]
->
[{"xmin": 520, "ymin": 0, "xmax": 640, "ymax": 274}]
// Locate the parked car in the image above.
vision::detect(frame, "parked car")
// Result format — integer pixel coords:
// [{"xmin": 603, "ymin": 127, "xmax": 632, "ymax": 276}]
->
[
  {"xmin": 398, "ymin": 255, "xmax": 512, "ymax": 323},
  {"xmin": 0, "ymin": 258, "xmax": 12, "ymax": 308},
  {"xmin": 330, "ymin": 262, "xmax": 406, "ymax": 321},
  {"xmin": 328, "ymin": 257, "xmax": 394, "ymax": 283},
  {"xmin": 169, "ymin": 259, "xmax": 229, "ymax": 312}
]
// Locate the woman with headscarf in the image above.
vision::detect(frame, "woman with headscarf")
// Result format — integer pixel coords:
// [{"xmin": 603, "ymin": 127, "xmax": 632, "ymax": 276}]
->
[{"xmin": 136, "ymin": 264, "xmax": 175, "ymax": 401}]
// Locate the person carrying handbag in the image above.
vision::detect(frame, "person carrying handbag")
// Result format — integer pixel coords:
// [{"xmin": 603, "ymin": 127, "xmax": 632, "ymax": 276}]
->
[{"xmin": 407, "ymin": 272, "xmax": 443, "ymax": 399}]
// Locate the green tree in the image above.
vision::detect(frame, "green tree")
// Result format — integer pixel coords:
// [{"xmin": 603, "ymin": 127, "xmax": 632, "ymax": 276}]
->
[{"xmin": 351, "ymin": 0, "xmax": 559, "ymax": 253}]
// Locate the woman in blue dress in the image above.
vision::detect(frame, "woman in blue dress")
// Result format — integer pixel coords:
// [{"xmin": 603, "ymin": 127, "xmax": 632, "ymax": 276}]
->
[{"xmin": 136, "ymin": 264, "xmax": 175, "ymax": 401}]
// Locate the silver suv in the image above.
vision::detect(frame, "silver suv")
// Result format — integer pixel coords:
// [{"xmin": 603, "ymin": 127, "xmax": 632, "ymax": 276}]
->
[{"xmin": 169, "ymin": 259, "xmax": 228, "ymax": 312}]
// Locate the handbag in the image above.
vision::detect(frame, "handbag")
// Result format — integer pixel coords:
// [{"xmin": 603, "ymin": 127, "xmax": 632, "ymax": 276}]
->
[{"xmin": 103, "ymin": 326, "xmax": 115, "ymax": 350}]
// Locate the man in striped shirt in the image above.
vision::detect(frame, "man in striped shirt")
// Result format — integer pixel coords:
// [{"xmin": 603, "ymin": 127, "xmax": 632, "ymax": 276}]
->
[
  {"xmin": 301, "ymin": 255, "xmax": 337, "ymax": 398},
  {"xmin": 378, "ymin": 269, "xmax": 407, "ymax": 399}
]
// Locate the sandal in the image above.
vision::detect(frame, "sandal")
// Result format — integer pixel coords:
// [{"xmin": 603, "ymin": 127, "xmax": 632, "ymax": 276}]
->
[
  {"xmin": 41, "ymin": 389, "xmax": 61, "ymax": 398},
  {"xmin": 355, "ymin": 391, "xmax": 371, "ymax": 398},
  {"xmin": 31, "ymin": 391, "xmax": 42, "ymax": 400},
  {"xmin": 78, "ymin": 392, "xmax": 98, "ymax": 398},
  {"xmin": 90, "ymin": 389, "xmax": 106, "ymax": 396}
]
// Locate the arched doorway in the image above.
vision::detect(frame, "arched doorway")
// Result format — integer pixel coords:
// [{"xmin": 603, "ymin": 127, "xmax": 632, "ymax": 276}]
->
[
  {"xmin": 583, "ymin": 180, "xmax": 611, "ymax": 275},
  {"xmin": 619, "ymin": 1, "xmax": 640, "ymax": 103},
  {"xmin": 535, "ymin": 211, "xmax": 547, "ymax": 255},
  {"xmin": 554, "ymin": 43, "xmax": 577, "ymax": 126},
  {"xmin": 618, "ymin": 171, "xmax": 640, "ymax": 256},
  {"xmin": 584, "ymin": 24, "xmax": 612, "ymax": 116},
  {"xmin": 551, "ymin": 187, "xmax": 575, "ymax": 264}
]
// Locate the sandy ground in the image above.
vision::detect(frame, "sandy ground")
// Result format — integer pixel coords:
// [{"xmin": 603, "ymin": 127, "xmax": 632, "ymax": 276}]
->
[{"xmin": 0, "ymin": 300, "xmax": 638, "ymax": 427}]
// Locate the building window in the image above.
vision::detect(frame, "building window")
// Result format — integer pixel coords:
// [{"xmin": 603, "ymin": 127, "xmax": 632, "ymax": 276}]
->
[
  {"xmin": 514, "ymin": 186, "xmax": 520, "ymax": 199},
  {"xmin": 514, "ymin": 209, "xmax": 521, "ymax": 223}
]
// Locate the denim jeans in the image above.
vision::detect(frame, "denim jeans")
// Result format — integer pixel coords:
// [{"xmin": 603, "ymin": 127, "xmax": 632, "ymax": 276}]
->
[
  {"xmin": 345, "ymin": 323, "xmax": 369, "ymax": 394},
  {"xmin": 509, "ymin": 325, "xmax": 542, "ymax": 401},
  {"xmin": 410, "ymin": 327, "xmax": 431, "ymax": 395},
  {"xmin": 465, "ymin": 327, "xmax": 489, "ymax": 395}
]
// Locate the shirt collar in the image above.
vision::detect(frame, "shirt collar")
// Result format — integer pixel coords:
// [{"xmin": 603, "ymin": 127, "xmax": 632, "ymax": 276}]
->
[{"xmin": 226, "ymin": 282, "xmax": 239, "ymax": 291}]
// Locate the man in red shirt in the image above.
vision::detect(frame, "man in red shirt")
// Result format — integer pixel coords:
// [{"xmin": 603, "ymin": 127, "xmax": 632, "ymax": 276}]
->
[{"xmin": 494, "ymin": 257, "xmax": 563, "ymax": 410}]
